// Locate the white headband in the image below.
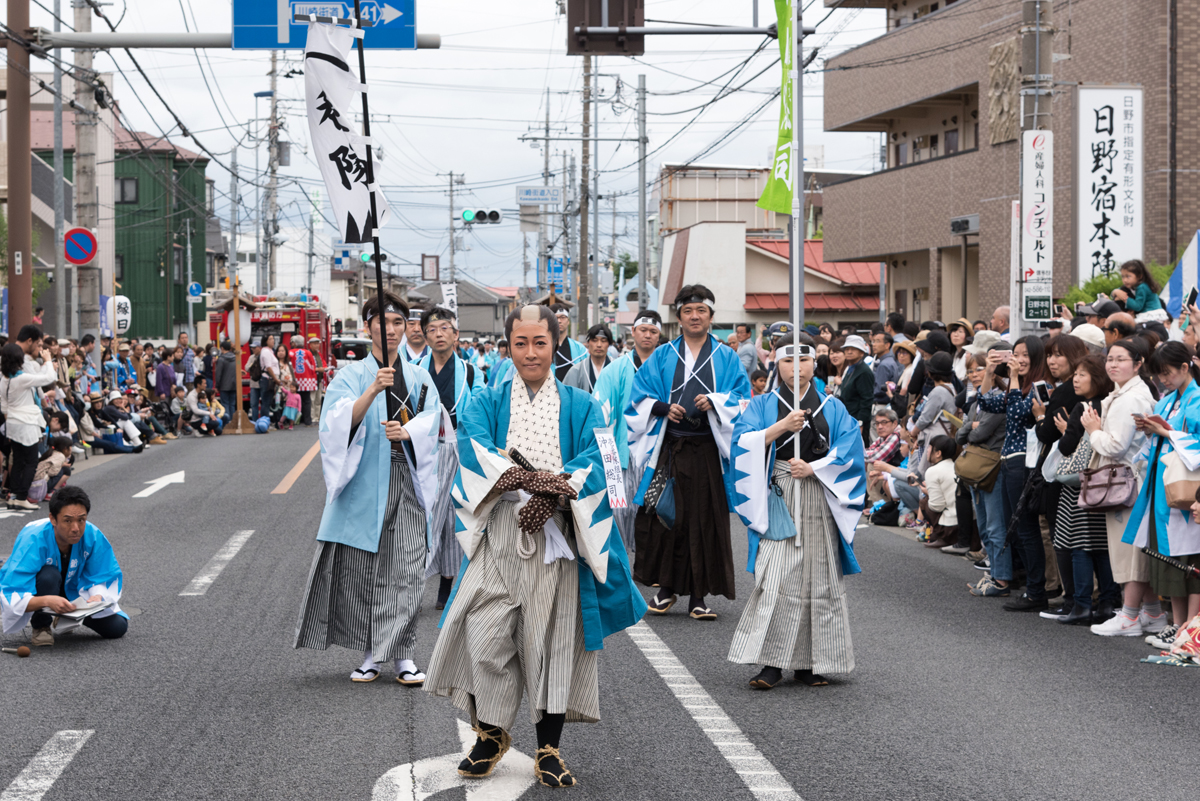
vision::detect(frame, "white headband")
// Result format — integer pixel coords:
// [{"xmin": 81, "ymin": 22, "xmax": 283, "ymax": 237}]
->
[
  {"xmin": 633, "ymin": 316, "xmax": 662, "ymax": 331},
  {"xmin": 777, "ymin": 344, "xmax": 815, "ymax": 359},
  {"xmin": 675, "ymin": 296, "xmax": 716, "ymax": 311},
  {"xmin": 364, "ymin": 303, "xmax": 401, "ymax": 323}
]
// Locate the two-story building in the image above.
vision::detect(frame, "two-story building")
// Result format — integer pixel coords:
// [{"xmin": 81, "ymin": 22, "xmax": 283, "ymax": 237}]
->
[{"xmin": 821, "ymin": 0, "xmax": 1199, "ymax": 323}]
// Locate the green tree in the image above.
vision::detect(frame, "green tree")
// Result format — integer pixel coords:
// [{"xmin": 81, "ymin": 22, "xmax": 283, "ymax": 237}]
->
[{"xmin": 612, "ymin": 251, "xmax": 638, "ymax": 284}]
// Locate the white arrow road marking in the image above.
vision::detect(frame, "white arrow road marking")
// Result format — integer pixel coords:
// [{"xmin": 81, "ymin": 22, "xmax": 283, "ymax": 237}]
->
[
  {"xmin": 626, "ymin": 621, "xmax": 805, "ymax": 801},
  {"xmin": 132, "ymin": 470, "xmax": 186, "ymax": 498},
  {"xmin": 179, "ymin": 531, "xmax": 255, "ymax": 596},
  {"xmin": 372, "ymin": 718, "xmax": 535, "ymax": 801},
  {"xmin": 0, "ymin": 730, "xmax": 93, "ymax": 801},
  {"xmin": 379, "ymin": 3, "xmax": 403, "ymax": 24}
]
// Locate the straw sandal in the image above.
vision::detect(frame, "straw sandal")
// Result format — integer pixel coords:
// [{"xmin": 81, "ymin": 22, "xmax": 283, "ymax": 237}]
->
[
  {"xmin": 458, "ymin": 725, "xmax": 511, "ymax": 778},
  {"xmin": 534, "ymin": 745, "xmax": 576, "ymax": 788}
]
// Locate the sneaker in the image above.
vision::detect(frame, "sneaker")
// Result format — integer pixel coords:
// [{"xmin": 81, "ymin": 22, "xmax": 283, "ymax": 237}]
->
[
  {"xmin": 71, "ymin": 445, "xmax": 85, "ymax": 455},
  {"xmin": 973, "ymin": 557, "xmax": 991, "ymax": 571},
  {"xmin": 1090, "ymin": 611, "xmax": 1143, "ymax": 637},
  {"xmin": 165, "ymin": 433, "xmax": 178, "ymax": 440},
  {"xmin": 1145, "ymin": 623, "xmax": 1180, "ymax": 650},
  {"xmin": 31, "ymin": 627, "xmax": 53, "ymax": 647},
  {"xmin": 966, "ymin": 550, "xmax": 986, "ymax": 562},
  {"xmin": 940, "ymin": 544, "xmax": 971, "ymax": 555},
  {"xmin": 968, "ymin": 576, "xmax": 1011, "ymax": 597},
  {"xmin": 1139, "ymin": 610, "xmax": 1168, "ymax": 634},
  {"xmin": 1040, "ymin": 601, "xmax": 1075, "ymax": 621},
  {"xmin": 189, "ymin": 430, "xmax": 204, "ymax": 438},
  {"xmin": 150, "ymin": 437, "xmax": 168, "ymax": 445},
  {"xmin": 6, "ymin": 499, "xmax": 37, "ymax": 510}
]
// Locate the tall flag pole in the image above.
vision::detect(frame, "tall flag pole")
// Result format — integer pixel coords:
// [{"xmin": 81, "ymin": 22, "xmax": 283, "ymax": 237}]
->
[
  {"xmin": 790, "ymin": 0, "xmax": 804, "ymax": 524},
  {"xmin": 300, "ymin": 2, "xmax": 395, "ymax": 416}
]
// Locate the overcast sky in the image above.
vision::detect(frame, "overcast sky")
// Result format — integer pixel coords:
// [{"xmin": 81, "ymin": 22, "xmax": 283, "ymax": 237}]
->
[{"xmin": 24, "ymin": 0, "xmax": 887, "ymax": 289}]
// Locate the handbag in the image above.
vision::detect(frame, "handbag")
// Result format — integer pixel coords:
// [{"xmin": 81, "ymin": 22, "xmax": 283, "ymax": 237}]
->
[
  {"xmin": 1077, "ymin": 463, "xmax": 1138, "ymax": 512},
  {"xmin": 954, "ymin": 444, "xmax": 1002, "ymax": 492},
  {"xmin": 1054, "ymin": 433, "xmax": 1093, "ymax": 488},
  {"xmin": 1163, "ymin": 450, "xmax": 1200, "ymax": 510},
  {"xmin": 650, "ymin": 448, "xmax": 676, "ymax": 528},
  {"xmin": 763, "ymin": 476, "xmax": 799, "ymax": 541}
]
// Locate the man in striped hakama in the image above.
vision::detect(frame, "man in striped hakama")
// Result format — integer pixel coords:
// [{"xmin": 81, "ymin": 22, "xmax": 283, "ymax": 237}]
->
[
  {"xmin": 728, "ymin": 335, "xmax": 867, "ymax": 690},
  {"xmin": 414, "ymin": 306, "xmax": 486, "ymax": 609},
  {"xmin": 294, "ymin": 292, "xmax": 443, "ymax": 685},
  {"xmin": 424, "ymin": 304, "xmax": 646, "ymax": 789},
  {"xmin": 591, "ymin": 310, "xmax": 665, "ymax": 557}
]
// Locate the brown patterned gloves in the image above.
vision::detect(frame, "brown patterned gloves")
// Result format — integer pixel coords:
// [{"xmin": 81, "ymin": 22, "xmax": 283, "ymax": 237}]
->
[{"xmin": 493, "ymin": 467, "xmax": 578, "ymax": 536}]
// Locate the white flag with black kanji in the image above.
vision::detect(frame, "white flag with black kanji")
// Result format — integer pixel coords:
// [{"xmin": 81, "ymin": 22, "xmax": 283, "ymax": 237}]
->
[{"xmin": 303, "ymin": 21, "xmax": 390, "ymax": 244}]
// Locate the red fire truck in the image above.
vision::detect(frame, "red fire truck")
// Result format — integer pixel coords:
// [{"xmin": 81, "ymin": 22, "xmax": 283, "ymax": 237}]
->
[{"xmin": 208, "ymin": 296, "xmax": 333, "ymax": 405}]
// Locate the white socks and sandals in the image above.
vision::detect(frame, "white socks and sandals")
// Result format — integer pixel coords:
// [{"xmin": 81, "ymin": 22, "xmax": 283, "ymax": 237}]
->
[
  {"xmin": 647, "ymin": 588, "xmax": 716, "ymax": 621},
  {"xmin": 350, "ymin": 653, "xmax": 426, "ymax": 686},
  {"xmin": 457, "ymin": 704, "xmax": 575, "ymax": 789},
  {"xmin": 749, "ymin": 666, "xmax": 829, "ymax": 690}
]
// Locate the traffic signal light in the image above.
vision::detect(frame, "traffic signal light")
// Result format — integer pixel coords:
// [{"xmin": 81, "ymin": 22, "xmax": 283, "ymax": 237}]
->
[
  {"xmin": 359, "ymin": 251, "xmax": 388, "ymax": 265},
  {"xmin": 461, "ymin": 209, "xmax": 503, "ymax": 225}
]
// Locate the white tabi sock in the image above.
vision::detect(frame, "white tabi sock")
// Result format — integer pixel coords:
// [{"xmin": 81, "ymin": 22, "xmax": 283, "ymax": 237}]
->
[
  {"xmin": 395, "ymin": 658, "xmax": 423, "ymax": 677},
  {"xmin": 358, "ymin": 652, "xmax": 379, "ymax": 673}
]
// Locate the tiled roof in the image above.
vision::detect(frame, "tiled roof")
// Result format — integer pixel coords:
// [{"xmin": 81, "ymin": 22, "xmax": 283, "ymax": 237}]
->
[
  {"xmin": 744, "ymin": 292, "xmax": 881, "ymax": 313},
  {"xmin": 747, "ymin": 238, "xmax": 880, "ymax": 286}
]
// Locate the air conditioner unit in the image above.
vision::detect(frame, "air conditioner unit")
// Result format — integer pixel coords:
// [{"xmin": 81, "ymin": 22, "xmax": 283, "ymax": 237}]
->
[{"xmin": 950, "ymin": 214, "xmax": 980, "ymax": 236}]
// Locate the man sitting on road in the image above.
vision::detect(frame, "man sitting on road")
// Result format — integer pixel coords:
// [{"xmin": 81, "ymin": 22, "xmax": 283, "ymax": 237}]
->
[
  {"xmin": 0, "ymin": 486, "xmax": 128, "ymax": 646},
  {"xmin": 186, "ymin": 377, "xmax": 223, "ymax": 436}
]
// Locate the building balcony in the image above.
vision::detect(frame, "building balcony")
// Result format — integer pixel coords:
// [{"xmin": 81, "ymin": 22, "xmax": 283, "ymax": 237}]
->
[{"xmin": 821, "ymin": 146, "xmax": 980, "ymax": 262}]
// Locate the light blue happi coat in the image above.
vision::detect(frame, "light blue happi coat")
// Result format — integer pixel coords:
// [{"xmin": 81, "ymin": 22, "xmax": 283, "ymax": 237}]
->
[
  {"xmin": 0, "ymin": 519, "xmax": 127, "ymax": 633},
  {"xmin": 591, "ymin": 352, "xmax": 640, "ymax": 469},
  {"xmin": 443, "ymin": 373, "xmax": 647, "ymax": 651},
  {"xmin": 415, "ymin": 352, "xmax": 486, "ymax": 421},
  {"xmin": 316, "ymin": 356, "xmax": 443, "ymax": 553},
  {"xmin": 730, "ymin": 386, "xmax": 866, "ymax": 577},
  {"xmin": 556, "ymin": 337, "xmax": 588, "ymax": 375},
  {"xmin": 625, "ymin": 335, "xmax": 752, "ymax": 506},
  {"xmin": 1122, "ymin": 379, "xmax": 1200, "ymax": 557},
  {"xmin": 488, "ymin": 358, "xmax": 514, "ymax": 387}
]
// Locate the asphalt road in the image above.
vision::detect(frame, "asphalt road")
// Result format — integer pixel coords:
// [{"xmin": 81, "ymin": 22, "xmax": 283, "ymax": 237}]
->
[{"xmin": 0, "ymin": 432, "xmax": 1194, "ymax": 801}]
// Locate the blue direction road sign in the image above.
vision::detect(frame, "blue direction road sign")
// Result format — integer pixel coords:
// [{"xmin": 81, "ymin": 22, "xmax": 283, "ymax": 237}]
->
[
  {"xmin": 187, "ymin": 282, "xmax": 204, "ymax": 298},
  {"xmin": 233, "ymin": 1, "xmax": 415, "ymax": 50}
]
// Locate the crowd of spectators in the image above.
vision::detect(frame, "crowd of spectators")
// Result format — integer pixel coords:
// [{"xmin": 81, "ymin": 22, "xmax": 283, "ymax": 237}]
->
[{"xmin": 732, "ymin": 258, "xmax": 1200, "ymax": 659}]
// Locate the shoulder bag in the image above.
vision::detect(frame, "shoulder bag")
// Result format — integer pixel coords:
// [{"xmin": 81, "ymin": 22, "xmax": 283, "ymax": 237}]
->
[
  {"xmin": 954, "ymin": 444, "xmax": 1002, "ymax": 492},
  {"xmin": 1162, "ymin": 451, "xmax": 1200, "ymax": 510},
  {"xmin": 763, "ymin": 475, "xmax": 799, "ymax": 541},
  {"xmin": 1077, "ymin": 462, "xmax": 1138, "ymax": 512},
  {"xmin": 1054, "ymin": 433, "xmax": 1093, "ymax": 489}
]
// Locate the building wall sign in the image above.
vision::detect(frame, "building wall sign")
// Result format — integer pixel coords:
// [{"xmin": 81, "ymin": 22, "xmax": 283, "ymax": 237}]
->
[
  {"xmin": 1076, "ymin": 85, "xmax": 1143, "ymax": 282},
  {"xmin": 1022, "ymin": 130, "xmax": 1053, "ymax": 321}
]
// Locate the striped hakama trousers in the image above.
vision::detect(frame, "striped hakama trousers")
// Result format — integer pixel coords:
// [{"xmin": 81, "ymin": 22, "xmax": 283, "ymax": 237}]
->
[
  {"xmin": 423, "ymin": 498, "xmax": 599, "ymax": 731},
  {"xmin": 294, "ymin": 451, "xmax": 428, "ymax": 662},
  {"xmin": 727, "ymin": 464, "xmax": 854, "ymax": 675},
  {"xmin": 426, "ymin": 439, "xmax": 465, "ymax": 579}
]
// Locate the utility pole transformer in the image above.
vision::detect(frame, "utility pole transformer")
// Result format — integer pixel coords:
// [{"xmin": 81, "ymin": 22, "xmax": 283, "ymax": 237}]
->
[{"xmin": 75, "ymin": 0, "xmax": 100, "ymax": 337}]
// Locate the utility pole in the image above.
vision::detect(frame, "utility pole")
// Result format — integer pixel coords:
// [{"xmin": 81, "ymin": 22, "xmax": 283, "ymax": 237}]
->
[
  {"xmin": 540, "ymin": 87, "xmax": 550, "ymax": 292},
  {"xmin": 637, "ymin": 74, "xmax": 647, "ymax": 312},
  {"xmin": 267, "ymin": 50, "xmax": 280, "ymax": 294},
  {"xmin": 578, "ymin": 55, "xmax": 591, "ymax": 332},
  {"xmin": 53, "ymin": 0, "xmax": 66, "ymax": 336},
  {"xmin": 522, "ymin": 234, "xmax": 529, "ymax": 291},
  {"xmin": 591, "ymin": 60, "xmax": 601, "ymax": 330},
  {"xmin": 447, "ymin": 171, "xmax": 456, "ymax": 281},
  {"xmin": 567, "ymin": 153, "xmax": 577, "ymax": 322},
  {"xmin": 229, "ymin": 146, "xmax": 238, "ymax": 289},
  {"xmin": 306, "ymin": 189, "xmax": 317, "ymax": 294},
  {"xmin": 185, "ymin": 218, "xmax": 194, "ymax": 342},
  {"xmin": 4, "ymin": 0, "xmax": 32, "ymax": 332},
  {"xmin": 1018, "ymin": 0, "xmax": 1053, "ymax": 338},
  {"xmin": 75, "ymin": 0, "xmax": 100, "ymax": 337}
]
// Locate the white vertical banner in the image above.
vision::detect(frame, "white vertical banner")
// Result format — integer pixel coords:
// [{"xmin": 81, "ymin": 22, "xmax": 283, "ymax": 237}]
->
[
  {"xmin": 1021, "ymin": 130, "xmax": 1054, "ymax": 321},
  {"xmin": 1077, "ymin": 85, "xmax": 1143, "ymax": 282},
  {"xmin": 303, "ymin": 22, "xmax": 391, "ymax": 243},
  {"xmin": 1010, "ymin": 200, "xmax": 1021, "ymax": 320},
  {"xmin": 440, "ymin": 282, "xmax": 459, "ymax": 316}
]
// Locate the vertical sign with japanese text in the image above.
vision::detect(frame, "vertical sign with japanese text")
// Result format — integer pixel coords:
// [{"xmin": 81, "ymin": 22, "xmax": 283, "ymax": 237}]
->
[
  {"xmin": 757, "ymin": 0, "xmax": 794, "ymax": 215},
  {"xmin": 440, "ymin": 283, "xmax": 458, "ymax": 316},
  {"xmin": 303, "ymin": 22, "xmax": 391, "ymax": 244},
  {"xmin": 1077, "ymin": 86, "xmax": 1143, "ymax": 281},
  {"xmin": 1021, "ymin": 130, "xmax": 1053, "ymax": 321}
]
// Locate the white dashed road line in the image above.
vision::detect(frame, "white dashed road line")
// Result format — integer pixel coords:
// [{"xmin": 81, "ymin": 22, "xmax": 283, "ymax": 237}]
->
[
  {"xmin": 625, "ymin": 621, "xmax": 804, "ymax": 801},
  {"xmin": 179, "ymin": 530, "xmax": 255, "ymax": 596},
  {"xmin": 0, "ymin": 730, "xmax": 93, "ymax": 801}
]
